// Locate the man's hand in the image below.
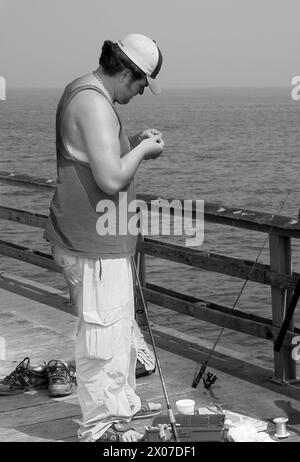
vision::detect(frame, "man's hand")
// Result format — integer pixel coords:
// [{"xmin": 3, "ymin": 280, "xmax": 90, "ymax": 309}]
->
[
  {"xmin": 140, "ymin": 135, "xmax": 164, "ymax": 160},
  {"xmin": 129, "ymin": 128, "xmax": 163, "ymax": 148},
  {"xmin": 139, "ymin": 128, "xmax": 162, "ymax": 142}
]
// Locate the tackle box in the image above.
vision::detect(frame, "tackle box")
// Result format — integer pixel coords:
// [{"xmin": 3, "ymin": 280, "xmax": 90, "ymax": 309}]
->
[{"xmin": 144, "ymin": 413, "xmax": 226, "ymax": 442}]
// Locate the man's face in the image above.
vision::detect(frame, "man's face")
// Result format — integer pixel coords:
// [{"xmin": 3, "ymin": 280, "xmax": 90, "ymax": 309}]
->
[{"xmin": 117, "ymin": 73, "xmax": 148, "ymax": 104}]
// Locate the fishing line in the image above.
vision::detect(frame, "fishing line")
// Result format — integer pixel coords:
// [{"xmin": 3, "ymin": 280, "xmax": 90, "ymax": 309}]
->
[{"xmin": 192, "ymin": 169, "xmax": 300, "ymax": 388}]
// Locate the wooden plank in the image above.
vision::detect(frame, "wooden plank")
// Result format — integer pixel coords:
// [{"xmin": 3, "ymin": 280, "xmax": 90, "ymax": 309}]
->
[
  {"xmin": 0, "ymin": 390, "xmax": 79, "ymax": 414},
  {"xmin": 0, "ymin": 240, "xmax": 60, "ymax": 272},
  {"xmin": 0, "ymin": 312, "xmax": 15, "ymax": 322},
  {"xmin": 0, "ymin": 171, "xmax": 56, "ymax": 189},
  {"xmin": 0, "ymin": 167, "xmax": 296, "ymax": 239},
  {"xmin": 1, "ymin": 228, "xmax": 300, "ymax": 292},
  {"xmin": 138, "ymin": 193, "xmax": 300, "ymax": 238},
  {"xmin": 0, "ymin": 313, "xmax": 32, "ymax": 329},
  {"xmin": 1, "ymin": 336, "xmax": 75, "ymax": 362},
  {"xmin": 0, "ymin": 178, "xmax": 300, "ymax": 237},
  {"xmin": 269, "ymin": 235, "xmax": 296, "ymax": 381},
  {"xmin": 139, "ymin": 237, "xmax": 300, "ymax": 290},
  {"xmin": 0, "ymin": 414, "xmax": 80, "ymax": 441},
  {"xmin": 0, "ymin": 302, "xmax": 75, "ymax": 367},
  {"xmin": 0, "ymin": 322, "xmax": 56, "ymax": 339},
  {"xmin": 0, "ymin": 271, "xmax": 68, "ymax": 297},
  {"xmin": 0, "ymin": 391, "xmax": 54, "ymax": 413},
  {"xmin": 140, "ymin": 283, "xmax": 300, "ymax": 345},
  {"xmin": 0, "ymin": 311, "xmax": 55, "ymax": 335},
  {"xmin": 3, "ymin": 331, "xmax": 70, "ymax": 357},
  {"xmin": 0, "ymin": 428, "xmax": 57, "ymax": 442},
  {"xmin": 0, "ymin": 401, "xmax": 80, "ymax": 428},
  {"xmin": 0, "ymin": 273, "xmax": 75, "ymax": 320},
  {"xmin": 0, "ymin": 315, "xmax": 74, "ymax": 361},
  {"xmin": 0, "ymin": 206, "xmax": 46, "ymax": 228},
  {"xmin": 144, "ymin": 322, "xmax": 251, "ymax": 370}
]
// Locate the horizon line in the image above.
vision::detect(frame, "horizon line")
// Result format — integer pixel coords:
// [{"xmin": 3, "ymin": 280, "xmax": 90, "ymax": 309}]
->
[{"xmin": 6, "ymin": 84, "xmax": 292, "ymax": 90}]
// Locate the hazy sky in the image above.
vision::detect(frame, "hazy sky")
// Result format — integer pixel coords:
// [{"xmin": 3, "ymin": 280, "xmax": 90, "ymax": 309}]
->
[{"xmin": 0, "ymin": 0, "xmax": 299, "ymax": 88}]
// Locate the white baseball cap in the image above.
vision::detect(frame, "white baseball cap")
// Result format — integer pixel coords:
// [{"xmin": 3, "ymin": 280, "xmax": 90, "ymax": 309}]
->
[{"xmin": 117, "ymin": 33, "xmax": 163, "ymax": 95}]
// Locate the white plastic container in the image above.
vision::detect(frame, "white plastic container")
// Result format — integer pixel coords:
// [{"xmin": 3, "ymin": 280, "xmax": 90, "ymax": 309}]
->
[{"xmin": 175, "ymin": 399, "xmax": 195, "ymax": 415}]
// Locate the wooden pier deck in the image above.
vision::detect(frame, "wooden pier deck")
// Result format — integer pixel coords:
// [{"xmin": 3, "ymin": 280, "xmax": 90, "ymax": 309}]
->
[{"xmin": 1, "ymin": 271, "xmax": 300, "ymax": 442}]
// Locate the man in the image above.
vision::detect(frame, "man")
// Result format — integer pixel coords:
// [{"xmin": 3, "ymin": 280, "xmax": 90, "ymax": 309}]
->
[{"xmin": 44, "ymin": 33, "xmax": 164, "ymax": 442}]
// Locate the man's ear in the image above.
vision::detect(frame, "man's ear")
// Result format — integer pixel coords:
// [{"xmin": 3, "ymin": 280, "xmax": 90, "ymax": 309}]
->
[{"xmin": 119, "ymin": 69, "xmax": 131, "ymax": 83}]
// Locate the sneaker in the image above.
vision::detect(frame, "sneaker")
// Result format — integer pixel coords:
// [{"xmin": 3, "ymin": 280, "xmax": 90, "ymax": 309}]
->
[
  {"xmin": 136, "ymin": 344, "xmax": 156, "ymax": 378},
  {"xmin": 46, "ymin": 359, "xmax": 76, "ymax": 397},
  {"xmin": 0, "ymin": 357, "xmax": 48, "ymax": 395},
  {"xmin": 136, "ymin": 358, "xmax": 156, "ymax": 378}
]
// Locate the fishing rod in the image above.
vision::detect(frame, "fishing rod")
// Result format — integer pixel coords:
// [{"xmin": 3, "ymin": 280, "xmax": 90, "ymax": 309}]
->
[
  {"xmin": 131, "ymin": 256, "xmax": 179, "ymax": 442},
  {"xmin": 192, "ymin": 170, "xmax": 300, "ymax": 389}
]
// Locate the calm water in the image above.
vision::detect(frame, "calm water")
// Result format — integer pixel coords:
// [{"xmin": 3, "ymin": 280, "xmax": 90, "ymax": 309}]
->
[{"xmin": 1, "ymin": 86, "xmax": 300, "ymax": 340}]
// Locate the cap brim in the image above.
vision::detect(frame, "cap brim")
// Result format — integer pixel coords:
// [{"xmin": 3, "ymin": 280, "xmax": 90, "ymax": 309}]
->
[{"xmin": 147, "ymin": 76, "xmax": 161, "ymax": 95}]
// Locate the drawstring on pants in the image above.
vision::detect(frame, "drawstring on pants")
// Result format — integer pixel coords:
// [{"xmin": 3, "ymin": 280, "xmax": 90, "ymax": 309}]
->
[{"xmin": 98, "ymin": 259, "xmax": 102, "ymax": 280}]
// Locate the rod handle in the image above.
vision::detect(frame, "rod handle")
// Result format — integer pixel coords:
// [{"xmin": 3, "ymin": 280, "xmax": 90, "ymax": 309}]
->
[{"xmin": 167, "ymin": 408, "xmax": 180, "ymax": 442}]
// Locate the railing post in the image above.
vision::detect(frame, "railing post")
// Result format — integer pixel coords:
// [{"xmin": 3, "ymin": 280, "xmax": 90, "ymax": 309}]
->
[
  {"xmin": 269, "ymin": 234, "xmax": 296, "ymax": 382},
  {"xmin": 134, "ymin": 234, "xmax": 147, "ymax": 331}
]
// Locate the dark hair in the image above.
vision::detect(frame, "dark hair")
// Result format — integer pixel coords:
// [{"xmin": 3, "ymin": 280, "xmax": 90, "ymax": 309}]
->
[{"xmin": 99, "ymin": 40, "xmax": 145, "ymax": 81}]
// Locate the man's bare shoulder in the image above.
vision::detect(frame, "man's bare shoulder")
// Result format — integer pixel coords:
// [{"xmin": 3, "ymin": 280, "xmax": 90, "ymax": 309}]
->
[
  {"xmin": 70, "ymin": 87, "xmax": 112, "ymax": 113},
  {"xmin": 64, "ymin": 73, "xmax": 116, "ymax": 125},
  {"xmin": 67, "ymin": 73, "xmax": 110, "ymax": 106}
]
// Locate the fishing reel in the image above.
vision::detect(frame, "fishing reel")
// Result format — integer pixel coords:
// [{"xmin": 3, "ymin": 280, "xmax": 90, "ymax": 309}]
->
[
  {"xmin": 203, "ymin": 372, "xmax": 218, "ymax": 389},
  {"xmin": 192, "ymin": 362, "xmax": 217, "ymax": 390}
]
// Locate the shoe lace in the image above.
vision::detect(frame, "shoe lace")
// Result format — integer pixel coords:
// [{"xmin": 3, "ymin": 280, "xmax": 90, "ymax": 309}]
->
[
  {"xmin": 1, "ymin": 357, "xmax": 31, "ymax": 385},
  {"xmin": 67, "ymin": 362, "xmax": 76, "ymax": 382},
  {"xmin": 47, "ymin": 360, "xmax": 72, "ymax": 384}
]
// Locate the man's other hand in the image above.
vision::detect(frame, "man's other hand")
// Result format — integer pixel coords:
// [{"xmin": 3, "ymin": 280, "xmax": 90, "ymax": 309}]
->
[
  {"xmin": 141, "ymin": 135, "xmax": 164, "ymax": 160},
  {"xmin": 140, "ymin": 128, "xmax": 162, "ymax": 141},
  {"xmin": 129, "ymin": 128, "xmax": 163, "ymax": 148}
]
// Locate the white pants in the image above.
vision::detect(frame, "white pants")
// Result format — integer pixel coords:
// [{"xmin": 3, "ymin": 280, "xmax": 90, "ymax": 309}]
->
[{"xmin": 52, "ymin": 245, "xmax": 141, "ymax": 442}]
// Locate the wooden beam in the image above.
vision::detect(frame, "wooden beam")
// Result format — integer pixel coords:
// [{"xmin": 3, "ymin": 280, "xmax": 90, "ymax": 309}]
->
[
  {"xmin": 140, "ymin": 282, "xmax": 300, "ymax": 346},
  {"xmin": 137, "ymin": 193, "xmax": 300, "ymax": 238},
  {"xmin": 269, "ymin": 235, "xmax": 296, "ymax": 381},
  {"xmin": 134, "ymin": 238, "xmax": 148, "ymax": 329},
  {"xmin": 0, "ymin": 240, "xmax": 60, "ymax": 272},
  {"xmin": 1, "ymin": 170, "xmax": 300, "ymax": 238},
  {"xmin": 0, "ymin": 205, "xmax": 299, "ymax": 290},
  {"xmin": 0, "ymin": 171, "xmax": 56, "ymax": 189},
  {"xmin": 0, "ymin": 206, "xmax": 46, "ymax": 228},
  {"xmin": 138, "ymin": 237, "xmax": 300, "ymax": 290},
  {"xmin": 0, "ymin": 206, "xmax": 299, "ymax": 290}
]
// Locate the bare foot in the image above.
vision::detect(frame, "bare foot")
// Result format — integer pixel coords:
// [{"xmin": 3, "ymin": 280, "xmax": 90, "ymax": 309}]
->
[
  {"xmin": 96, "ymin": 423, "xmax": 144, "ymax": 442},
  {"xmin": 132, "ymin": 400, "xmax": 162, "ymax": 420},
  {"xmin": 148, "ymin": 402, "xmax": 161, "ymax": 411},
  {"xmin": 122, "ymin": 429, "xmax": 144, "ymax": 442}
]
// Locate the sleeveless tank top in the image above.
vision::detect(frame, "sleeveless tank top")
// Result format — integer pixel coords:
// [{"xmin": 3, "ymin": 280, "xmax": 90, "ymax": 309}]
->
[{"xmin": 43, "ymin": 80, "xmax": 138, "ymax": 258}]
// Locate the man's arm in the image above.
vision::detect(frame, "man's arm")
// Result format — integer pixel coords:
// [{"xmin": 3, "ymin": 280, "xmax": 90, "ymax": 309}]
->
[{"xmin": 75, "ymin": 92, "xmax": 163, "ymax": 195}]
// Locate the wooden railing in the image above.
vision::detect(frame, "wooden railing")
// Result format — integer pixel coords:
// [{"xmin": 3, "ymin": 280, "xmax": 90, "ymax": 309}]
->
[{"xmin": 1, "ymin": 170, "xmax": 300, "ymax": 383}]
